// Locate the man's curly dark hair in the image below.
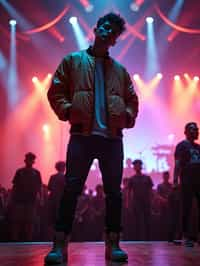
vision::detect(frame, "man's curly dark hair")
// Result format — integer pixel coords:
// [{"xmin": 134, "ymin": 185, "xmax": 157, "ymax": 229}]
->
[
  {"xmin": 96, "ymin": 12, "xmax": 126, "ymax": 35},
  {"xmin": 185, "ymin": 122, "xmax": 198, "ymax": 132}
]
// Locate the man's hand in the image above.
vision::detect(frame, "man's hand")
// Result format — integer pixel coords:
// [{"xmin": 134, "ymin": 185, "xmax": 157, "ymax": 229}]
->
[
  {"xmin": 58, "ymin": 103, "xmax": 72, "ymax": 121},
  {"xmin": 126, "ymin": 110, "xmax": 135, "ymax": 128},
  {"xmin": 173, "ymin": 159, "xmax": 180, "ymax": 190}
]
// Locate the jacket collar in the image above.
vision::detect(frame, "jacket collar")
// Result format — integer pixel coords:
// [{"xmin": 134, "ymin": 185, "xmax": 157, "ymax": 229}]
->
[{"xmin": 86, "ymin": 46, "xmax": 110, "ymax": 59}]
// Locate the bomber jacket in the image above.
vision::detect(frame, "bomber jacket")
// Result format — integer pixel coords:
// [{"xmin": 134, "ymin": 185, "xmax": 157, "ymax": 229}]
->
[{"xmin": 47, "ymin": 47, "xmax": 139, "ymax": 137}]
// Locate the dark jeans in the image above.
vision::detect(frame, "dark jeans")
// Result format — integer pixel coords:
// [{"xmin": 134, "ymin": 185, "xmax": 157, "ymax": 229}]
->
[
  {"xmin": 181, "ymin": 183, "xmax": 200, "ymax": 238},
  {"xmin": 168, "ymin": 189, "xmax": 181, "ymax": 241},
  {"xmin": 55, "ymin": 134, "xmax": 123, "ymax": 235}
]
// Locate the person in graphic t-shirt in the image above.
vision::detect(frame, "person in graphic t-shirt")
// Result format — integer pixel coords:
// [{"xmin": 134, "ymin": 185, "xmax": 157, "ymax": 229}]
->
[{"xmin": 173, "ymin": 122, "xmax": 200, "ymax": 247}]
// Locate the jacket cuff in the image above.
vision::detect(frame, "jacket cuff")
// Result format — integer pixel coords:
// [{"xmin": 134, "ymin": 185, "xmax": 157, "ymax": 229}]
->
[{"xmin": 57, "ymin": 103, "xmax": 72, "ymax": 121}]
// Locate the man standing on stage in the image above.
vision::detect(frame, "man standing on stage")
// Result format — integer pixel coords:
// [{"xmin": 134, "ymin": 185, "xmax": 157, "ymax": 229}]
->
[
  {"xmin": 45, "ymin": 12, "xmax": 138, "ymax": 264},
  {"xmin": 173, "ymin": 122, "xmax": 200, "ymax": 247}
]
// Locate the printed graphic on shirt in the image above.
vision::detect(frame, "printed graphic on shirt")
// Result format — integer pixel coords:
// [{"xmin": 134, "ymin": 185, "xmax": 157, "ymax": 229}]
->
[{"xmin": 189, "ymin": 148, "xmax": 200, "ymax": 164}]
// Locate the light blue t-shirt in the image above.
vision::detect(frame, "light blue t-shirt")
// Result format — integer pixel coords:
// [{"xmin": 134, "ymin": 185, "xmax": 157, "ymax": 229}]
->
[{"xmin": 92, "ymin": 58, "xmax": 109, "ymax": 137}]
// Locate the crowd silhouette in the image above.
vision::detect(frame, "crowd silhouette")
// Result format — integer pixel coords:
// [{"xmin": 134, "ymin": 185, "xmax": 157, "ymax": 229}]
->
[{"xmin": 0, "ymin": 153, "xmax": 199, "ymax": 243}]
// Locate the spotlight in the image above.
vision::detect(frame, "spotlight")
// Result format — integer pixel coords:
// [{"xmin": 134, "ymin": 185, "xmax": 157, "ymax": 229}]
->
[
  {"xmin": 32, "ymin": 76, "xmax": 38, "ymax": 83},
  {"xmin": 79, "ymin": 0, "xmax": 94, "ymax": 13},
  {"xmin": 130, "ymin": 3, "xmax": 140, "ymax": 12},
  {"xmin": 47, "ymin": 73, "xmax": 52, "ymax": 78},
  {"xmin": 130, "ymin": 0, "xmax": 144, "ymax": 12},
  {"xmin": 42, "ymin": 124, "xmax": 49, "ymax": 133},
  {"xmin": 69, "ymin": 17, "xmax": 78, "ymax": 25},
  {"xmin": 184, "ymin": 73, "xmax": 189, "ymax": 78},
  {"xmin": 9, "ymin": 19, "xmax": 17, "ymax": 26},
  {"xmin": 157, "ymin": 73, "xmax": 163, "ymax": 79},
  {"xmin": 146, "ymin": 17, "xmax": 154, "ymax": 23},
  {"xmin": 174, "ymin": 75, "xmax": 180, "ymax": 81},
  {"xmin": 133, "ymin": 74, "xmax": 140, "ymax": 81},
  {"xmin": 85, "ymin": 4, "xmax": 94, "ymax": 12},
  {"xmin": 193, "ymin": 76, "xmax": 199, "ymax": 82}
]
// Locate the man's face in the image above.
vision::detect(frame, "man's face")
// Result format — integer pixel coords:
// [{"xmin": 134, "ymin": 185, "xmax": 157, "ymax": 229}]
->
[
  {"xmin": 163, "ymin": 172, "xmax": 169, "ymax": 182},
  {"xmin": 95, "ymin": 20, "xmax": 120, "ymax": 47},
  {"xmin": 133, "ymin": 162, "xmax": 142, "ymax": 172},
  {"xmin": 25, "ymin": 158, "xmax": 35, "ymax": 167},
  {"xmin": 185, "ymin": 124, "xmax": 199, "ymax": 140}
]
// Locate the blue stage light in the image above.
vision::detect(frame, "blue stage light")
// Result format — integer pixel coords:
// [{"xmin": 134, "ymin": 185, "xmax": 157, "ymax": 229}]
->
[
  {"xmin": 9, "ymin": 19, "xmax": 17, "ymax": 26},
  {"xmin": 146, "ymin": 17, "xmax": 154, "ymax": 23},
  {"xmin": 69, "ymin": 17, "xmax": 77, "ymax": 25}
]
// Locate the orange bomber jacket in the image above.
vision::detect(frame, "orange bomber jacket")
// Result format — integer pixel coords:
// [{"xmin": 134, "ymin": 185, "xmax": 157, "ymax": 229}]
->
[{"xmin": 47, "ymin": 48, "xmax": 139, "ymax": 137}]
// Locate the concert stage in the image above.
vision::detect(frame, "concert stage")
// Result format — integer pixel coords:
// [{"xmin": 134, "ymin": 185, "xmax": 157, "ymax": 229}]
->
[{"xmin": 0, "ymin": 241, "xmax": 200, "ymax": 266}]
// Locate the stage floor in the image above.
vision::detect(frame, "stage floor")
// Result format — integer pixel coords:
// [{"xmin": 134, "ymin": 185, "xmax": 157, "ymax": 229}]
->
[{"xmin": 0, "ymin": 241, "xmax": 200, "ymax": 266}]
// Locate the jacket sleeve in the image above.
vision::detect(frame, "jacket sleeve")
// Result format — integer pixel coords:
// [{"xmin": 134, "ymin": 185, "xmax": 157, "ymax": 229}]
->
[
  {"xmin": 47, "ymin": 55, "xmax": 72, "ymax": 121},
  {"xmin": 124, "ymin": 70, "xmax": 139, "ymax": 128}
]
